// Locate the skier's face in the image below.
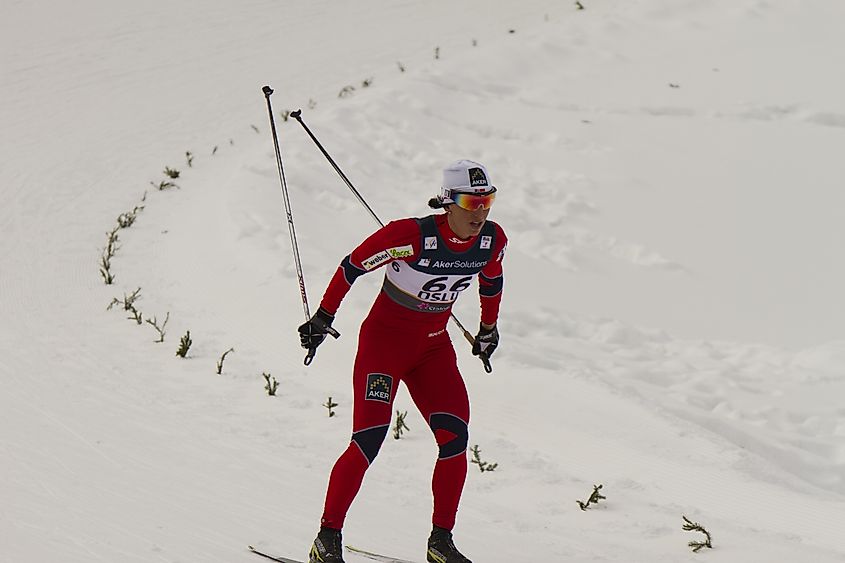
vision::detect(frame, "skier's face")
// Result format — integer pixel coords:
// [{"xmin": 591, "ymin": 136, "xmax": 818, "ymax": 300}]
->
[{"xmin": 446, "ymin": 203, "xmax": 490, "ymax": 239}]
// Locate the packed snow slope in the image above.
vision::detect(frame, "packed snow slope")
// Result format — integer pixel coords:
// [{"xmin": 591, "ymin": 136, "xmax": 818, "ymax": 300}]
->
[{"xmin": 2, "ymin": 1, "xmax": 845, "ymax": 562}]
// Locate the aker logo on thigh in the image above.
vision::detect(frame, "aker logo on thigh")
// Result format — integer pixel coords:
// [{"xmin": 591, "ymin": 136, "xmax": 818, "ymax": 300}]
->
[{"xmin": 365, "ymin": 373, "xmax": 393, "ymax": 403}]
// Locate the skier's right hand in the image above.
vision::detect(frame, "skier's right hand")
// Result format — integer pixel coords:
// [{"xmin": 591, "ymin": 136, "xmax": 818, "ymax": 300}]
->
[{"xmin": 297, "ymin": 307, "xmax": 337, "ymax": 350}]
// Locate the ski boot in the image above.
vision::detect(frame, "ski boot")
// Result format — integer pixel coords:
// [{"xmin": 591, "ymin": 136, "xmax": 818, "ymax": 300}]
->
[
  {"xmin": 427, "ymin": 526, "xmax": 472, "ymax": 563},
  {"xmin": 309, "ymin": 526, "xmax": 345, "ymax": 563}
]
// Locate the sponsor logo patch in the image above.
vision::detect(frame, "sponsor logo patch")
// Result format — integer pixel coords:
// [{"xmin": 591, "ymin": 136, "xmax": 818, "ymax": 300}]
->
[
  {"xmin": 430, "ymin": 259, "xmax": 488, "ymax": 269},
  {"xmin": 418, "ymin": 258, "xmax": 431, "ymax": 267},
  {"xmin": 468, "ymin": 167, "xmax": 488, "ymax": 187},
  {"xmin": 387, "ymin": 245, "xmax": 413, "ymax": 259},
  {"xmin": 424, "ymin": 237, "xmax": 438, "ymax": 250},
  {"xmin": 416, "ymin": 302, "xmax": 451, "ymax": 312},
  {"xmin": 480, "ymin": 235, "xmax": 492, "ymax": 249},
  {"xmin": 361, "ymin": 250, "xmax": 392, "ymax": 271},
  {"xmin": 497, "ymin": 243, "xmax": 507, "ymax": 262},
  {"xmin": 365, "ymin": 373, "xmax": 393, "ymax": 403}
]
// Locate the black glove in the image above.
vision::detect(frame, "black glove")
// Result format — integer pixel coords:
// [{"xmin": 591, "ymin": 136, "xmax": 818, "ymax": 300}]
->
[
  {"xmin": 472, "ymin": 324, "xmax": 499, "ymax": 358},
  {"xmin": 298, "ymin": 307, "xmax": 335, "ymax": 350}
]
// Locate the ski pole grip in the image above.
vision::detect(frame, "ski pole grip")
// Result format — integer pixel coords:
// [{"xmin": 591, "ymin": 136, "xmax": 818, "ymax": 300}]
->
[
  {"xmin": 304, "ymin": 327, "xmax": 339, "ymax": 365},
  {"xmin": 462, "ymin": 329, "xmax": 492, "ymax": 372},
  {"xmin": 480, "ymin": 353, "xmax": 493, "ymax": 373},
  {"xmin": 262, "ymin": 85, "xmax": 274, "ymax": 97}
]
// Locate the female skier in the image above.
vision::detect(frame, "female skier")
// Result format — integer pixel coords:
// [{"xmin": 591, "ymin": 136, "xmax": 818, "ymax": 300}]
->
[{"xmin": 300, "ymin": 160, "xmax": 507, "ymax": 563}]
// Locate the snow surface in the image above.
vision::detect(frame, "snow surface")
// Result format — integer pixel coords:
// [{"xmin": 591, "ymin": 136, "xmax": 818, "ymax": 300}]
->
[{"xmin": 2, "ymin": 0, "xmax": 845, "ymax": 561}]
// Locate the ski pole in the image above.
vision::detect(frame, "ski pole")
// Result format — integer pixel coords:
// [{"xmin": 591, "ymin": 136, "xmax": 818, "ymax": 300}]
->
[
  {"xmin": 452, "ymin": 315, "xmax": 493, "ymax": 374},
  {"xmin": 262, "ymin": 87, "xmax": 339, "ymax": 366},
  {"xmin": 289, "ymin": 109, "xmax": 492, "ymax": 373},
  {"xmin": 290, "ymin": 109, "xmax": 383, "ymax": 227}
]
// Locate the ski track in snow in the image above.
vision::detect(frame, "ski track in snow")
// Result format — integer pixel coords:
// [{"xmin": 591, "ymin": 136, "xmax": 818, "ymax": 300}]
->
[{"xmin": 3, "ymin": 0, "xmax": 845, "ymax": 562}]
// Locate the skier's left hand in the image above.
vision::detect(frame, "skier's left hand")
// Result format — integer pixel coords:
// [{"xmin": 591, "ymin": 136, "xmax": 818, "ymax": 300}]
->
[{"xmin": 472, "ymin": 323, "xmax": 499, "ymax": 359}]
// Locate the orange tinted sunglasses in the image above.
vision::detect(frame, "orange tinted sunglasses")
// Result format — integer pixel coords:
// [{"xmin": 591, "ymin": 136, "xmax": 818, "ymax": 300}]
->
[{"xmin": 451, "ymin": 189, "xmax": 496, "ymax": 211}]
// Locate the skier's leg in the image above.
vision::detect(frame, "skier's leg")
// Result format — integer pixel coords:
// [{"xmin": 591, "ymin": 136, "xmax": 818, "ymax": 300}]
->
[
  {"xmin": 404, "ymin": 335, "xmax": 470, "ymax": 531},
  {"xmin": 320, "ymin": 425, "xmax": 390, "ymax": 529},
  {"xmin": 428, "ymin": 411, "xmax": 469, "ymax": 531},
  {"xmin": 320, "ymin": 326, "xmax": 402, "ymax": 529}
]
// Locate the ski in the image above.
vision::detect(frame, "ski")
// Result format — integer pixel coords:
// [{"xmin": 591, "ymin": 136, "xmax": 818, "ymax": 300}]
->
[
  {"xmin": 345, "ymin": 545, "xmax": 419, "ymax": 563},
  {"xmin": 247, "ymin": 544, "xmax": 304, "ymax": 563}
]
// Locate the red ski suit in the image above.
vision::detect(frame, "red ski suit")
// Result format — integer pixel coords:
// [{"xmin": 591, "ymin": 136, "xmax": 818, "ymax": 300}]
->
[{"xmin": 318, "ymin": 213, "xmax": 507, "ymax": 531}]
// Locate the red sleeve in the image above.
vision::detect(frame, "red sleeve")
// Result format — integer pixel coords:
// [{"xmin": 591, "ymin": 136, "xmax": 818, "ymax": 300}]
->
[
  {"xmin": 478, "ymin": 222, "xmax": 507, "ymax": 326},
  {"xmin": 319, "ymin": 219, "xmax": 420, "ymax": 315}
]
